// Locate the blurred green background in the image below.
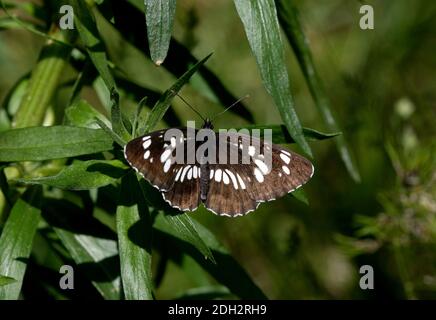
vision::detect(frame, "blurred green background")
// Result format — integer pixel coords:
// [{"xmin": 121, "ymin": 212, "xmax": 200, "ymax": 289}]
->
[{"xmin": 0, "ymin": 0, "xmax": 435, "ymax": 299}]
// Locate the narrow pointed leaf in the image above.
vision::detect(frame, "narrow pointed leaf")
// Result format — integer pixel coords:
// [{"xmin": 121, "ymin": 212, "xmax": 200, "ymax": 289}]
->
[
  {"xmin": 276, "ymin": 0, "xmax": 360, "ymax": 181},
  {"xmin": 141, "ymin": 53, "xmax": 212, "ymax": 134},
  {"xmin": 65, "ymin": 99, "xmax": 108, "ymax": 129},
  {"xmin": 0, "ymin": 126, "xmax": 113, "ymax": 162},
  {"xmin": 154, "ymin": 216, "xmax": 266, "ymax": 299},
  {"xmin": 232, "ymin": 124, "xmax": 340, "ymax": 144},
  {"xmin": 0, "ymin": 186, "xmax": 42, "ymax": 300},
  {"xmin": 233, "ymin": 0, "xmax": 312, "ymax": 156},
  {"xmin": 70, "ymin": 0, "xmax": 130, "ymax": 141},
  {"xmin": 44, "ymin": 199, "xmax": 121, "ymax": 300},
  {"xmin": 70, "ymin": 0, "xmax": 115, "ymax": 92},
  {"xmin": 138, "ymin": 181, "xmax": 215, "ymax": 263},
  {"xmin": 155, "ymin": 213, "xmax": 215, "ymax": 264},
  {"xmin": 0, "ymin": 275, "xmax": 16, "ymax": 287},
  {"xmin": 117, "ymin": 173, "xmax": 153, "ymax": 300},
  {"xmin": 145, "ymin": 0, "xmax": 176, "ymax": 65},
  {"xmin": 17, "ymin": 160, "xmax": 128, "ymax": 190}
]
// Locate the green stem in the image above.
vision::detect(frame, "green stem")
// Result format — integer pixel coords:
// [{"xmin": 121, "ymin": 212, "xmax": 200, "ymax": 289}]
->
[
  {"xmin": 393, "ymin": 240, "xmax": 416, "ymax": 299},
  {"xmin": 13, "ymin": 26, "xmax": 74, "ymax": 128}
]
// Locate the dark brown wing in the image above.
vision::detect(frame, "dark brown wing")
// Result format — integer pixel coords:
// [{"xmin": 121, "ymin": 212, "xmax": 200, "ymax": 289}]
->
[
  {"xmin": 124, "ymin": 128, "xmax": 200, "ymax": 211},
  {"xmin": 205, "ymin": 131, "xmax": 314, "ymax": 217}
]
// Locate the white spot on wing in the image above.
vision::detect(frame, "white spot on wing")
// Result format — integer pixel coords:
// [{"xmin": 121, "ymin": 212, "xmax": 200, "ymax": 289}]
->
[
  {"xmin": 225, "ymin": 169, "xmax": 238, "ymax": 189},
  {"xmin": 281, "ymin": 150, "xmax": 291, "ymax": 157},
  {"xmin": 248, "ymin": 146, "xmax": 256, "ymax": 157},
  {"xmin": 175, "ymin": 168, "xmax": 182, "ymax": 181},
  {"xmin": 254, "ymin": 168, "xmax": 264, "ymax": 182},
  {"xmin": 215, "ymin": 169, "xmax": 222, "ymax": 182},
  {"xmin": 193, "ymin": 166, "xmax": 198, "ymax": 179},
  {"xmin": 280, "ymin": 153, "xmax": 291, "ymax": 164},
  {"xmin": 142, "ymin": 140, "xmax": 151, "ymax": 150},
  {"xmin": 163, "ymin": 159, "xmax": 171, "ymax": 173},
  {"xmin": 282, "ymin": 165, "xmax": 290, "ymax": 175},
  {"xmin": 180, "ymin": 165, "xmax": 190, "ymax": 182},
  {"xmin": 222, "ymin": 171, "xmax": 230, "ymax": 184},
  {"xmin": 210, "ymin": 169, "xmax": 214, "ymax": 180},
  {"xmin": 254, "ymin": 159, "xmax": 269, "ymax": 175},
  {"xmin": 236, "ymin": 173, "xmax": 246, "ymax": 189},
  {"xmin": 142, "ymin": 136, "xmax": 151, "ymax": 141},
  {"xmin": 160, "ymin": 149, "xmax": 172, "ymax": 162},
  {"xmin": 170, "ymin": 137, "xmax": 176, "ymax": 148},
  {"xmin": 187, "ymin": 167, "xmax": 193, "ymax": 180},
  {"xmin": 143, "ymin": 150, "xmax": 150, "ymax": 159}
]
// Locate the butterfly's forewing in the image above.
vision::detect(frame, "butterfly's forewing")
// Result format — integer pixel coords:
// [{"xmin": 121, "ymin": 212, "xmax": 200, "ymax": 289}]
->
[
  {"xmin": 205, "ymin": 131, "xmax": 314, "ymax": 216},
  {"xmin": 124, "ymin": 128, "xmax": 201, "ymax": 211}
]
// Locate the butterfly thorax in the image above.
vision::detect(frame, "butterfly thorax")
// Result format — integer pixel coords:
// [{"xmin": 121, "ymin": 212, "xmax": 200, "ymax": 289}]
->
[{"xmin": 202, "ymin": 119, "xmax": 214, "ymax": 130}]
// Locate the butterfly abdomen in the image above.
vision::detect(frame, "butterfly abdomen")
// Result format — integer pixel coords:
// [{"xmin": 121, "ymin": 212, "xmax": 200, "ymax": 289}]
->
[{"xmin": 200, "ymin": 164, "xmax": 210, "ymax": 202}]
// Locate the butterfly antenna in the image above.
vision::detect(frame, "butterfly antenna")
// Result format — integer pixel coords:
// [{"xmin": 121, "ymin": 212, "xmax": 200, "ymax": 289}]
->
[
  {"xmin": 171, "ymin": 90, "xmax": 206, "ymax": 122},
  {"xmin": 211, "ymin": 94, "xmax": 250, "ymax": 122}
]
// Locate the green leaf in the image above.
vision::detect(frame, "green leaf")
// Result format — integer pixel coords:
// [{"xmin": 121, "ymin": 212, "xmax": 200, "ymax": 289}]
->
[
  {"xmin": 154, "ymin": 213, "xmax": 215, "ymax": 264},
  {"xmin": 70, "ymin": 0, "xmax": 130, "ymax": 142},
  {"xmin": 70, "ymin": 0, "xmax": 115, "ymax": 92},
  {"xmin": 117, "ymin": 173, "xmax": 153, "ymax": 300},
  {"xmin": 0, "ymin": 1, "xmax": 73, "ymax": 47},
  {"xmin": 110, "ymin": 90, "xmax": 131, "ymax": 143},
  {"xmin": 154, "ymin": 216, "xmax": 267, "ymax": 299},
  {"xmin": 290, "ymin": 188, "xmax": 308, "ymax": 205},
  {"xmin": 138, "ymin": 181, "xmax": 215, "ymax": 264},
  {"xmin": 65, "ymin": 99, "xmax": 108, "ymax": 129},
  {"xmin": 141, "ymin": 53, "xmax": 213, "ymax": 134},
  {"xmin": 122, "ymin": 0, "xmax": 255, "ymax": 122},
  {"xmin": 176, "ymin": 285, "xmax": 232, "ymax": 300},
  {"xmin": 233, "ymin": 0, "xmax": 312, "ymax": 157},
  {"xmin": 94, "ymin": 117, "xmax": 126, "ymax": 147},
  {"xmin": 0, "ymin": 165, "xmax": 12, "ymax": 208},
  {"xmin": 17, "ymin": 160, "xmax": 128, "ymax": 190},
  {"xmin": 0, "ymin": 275, "xmax": 16, "ymax": 287},
  {"xmin": 0, "ymin": 126, "xmax": 113, "ymax": 162},
  {"xmin": 43, "ymin": 199, "xmax": 121, "ymax": 300},
  {"xmin": 145, "ymin": 0, "xmax": 176, "ymax": 65},
  {"xmin": 0, "ymin": 186, "xmax": 42, "ymax": 300},
  {"xmin": 12, "ymin": 30, "xmax": 72, "ymax": 128},
  {"xmin": 276, "ymin": 0, "xmax": 360, "ymax": 181},
  {"xmin": 232, "ymin": 124, "xmax": 340, "ymax": 144}
]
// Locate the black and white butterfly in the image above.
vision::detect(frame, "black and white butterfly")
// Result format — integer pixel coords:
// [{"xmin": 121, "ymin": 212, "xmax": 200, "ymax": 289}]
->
[{"xmin": 124, "ymin": 118, "xmax": 314, "ymax": 217}]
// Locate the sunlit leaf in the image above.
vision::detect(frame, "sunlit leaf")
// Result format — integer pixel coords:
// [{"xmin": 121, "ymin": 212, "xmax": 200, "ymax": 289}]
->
[
  {"xmin": 0, "ymin": 275, "xmax": 16, "ymax": 287},
  {"xmin": 0, "ymin": 186, "xmax": 42, "ymax": 300},
  {"xmin": 43, "ymin": 199, "xmax": 121, "ymax": 300},
  {"xmin": 145, "ymin": 0, "xmax": 176, "ymax": 65},
  {"xmin": 117, "ymin": 173, "xmax": 153, "ymax": 300},
  {"xmin": 17, "ymin": 160, "xmax": 128, "ymax": 190},
  {"xmin": 140, "ymin": 53, "xmax": 212, "ymax": 134},
  {"xmin": 276, "ymin": 0, "xmax": 360, "ymax": 181},
  {"xmin": 0, "ymin": 126, "xmax": 113, "ymax": 162},
  {"xmin": 234, "ymin": 0, "xmax": 312, "ymax": 156}
]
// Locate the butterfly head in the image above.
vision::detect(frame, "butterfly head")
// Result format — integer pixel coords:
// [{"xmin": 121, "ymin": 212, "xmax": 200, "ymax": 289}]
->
[{"xmin": 202, "ymin": 118, "xmax": 214, "ymax": 129}]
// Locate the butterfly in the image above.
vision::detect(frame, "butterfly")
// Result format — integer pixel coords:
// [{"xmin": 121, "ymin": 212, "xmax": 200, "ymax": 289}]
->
[{"xmin": 124, "ymin": 117, "xmax": 314, "ymax": 217}]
